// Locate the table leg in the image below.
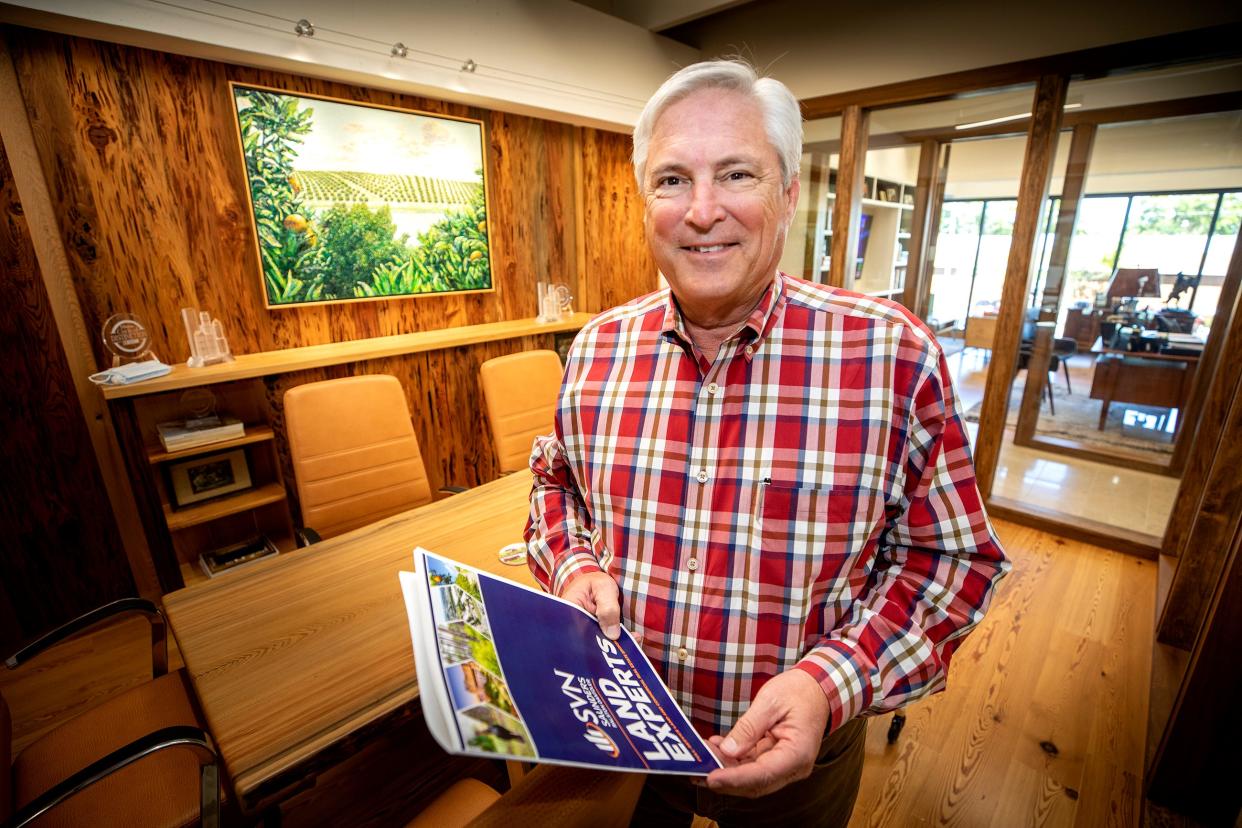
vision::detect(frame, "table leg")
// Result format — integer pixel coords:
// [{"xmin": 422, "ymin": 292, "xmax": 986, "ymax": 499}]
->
[{"xmin": 1098, "ymin": 399, "xmax": 1110, "ymax": 430}]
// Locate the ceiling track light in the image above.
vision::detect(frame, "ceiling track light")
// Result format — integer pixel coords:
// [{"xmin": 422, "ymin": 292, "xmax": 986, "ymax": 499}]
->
[
  {"xmin": 461, "ymin": 58, "xmax": 477, "ymax": 73},
  {"xmin": 294, "ymin": 18, "xmax": 314, "ymax": 37},
  {"xmin": 391, "ymin": 42, "xmax": 409, "ymax": 58}
]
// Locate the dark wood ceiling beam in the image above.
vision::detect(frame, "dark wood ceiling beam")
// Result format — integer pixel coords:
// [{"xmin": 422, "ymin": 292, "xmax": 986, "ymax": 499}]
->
[
  {"xmin": 894, "ymin": 91, "xmax": 1242, "ymax": 144},
  {"xmin": 800, "ymin": 23, "xmax": 1242, "ymax": 119}
]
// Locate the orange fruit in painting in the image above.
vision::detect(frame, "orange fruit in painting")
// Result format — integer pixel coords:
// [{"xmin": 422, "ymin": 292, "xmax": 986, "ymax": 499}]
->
[
  {"xmin": 284, "ymin": 214, "xmax": 308, "ymax": 232},
  {"xmin": 288, "ymin": 174, "xmax": 301, "ymax": 193},
  {"xmin": 477, "ymin": 221, "xmax": 486, "ymax": 233},
  {"xmin": 469, "ymin": 250, "xmax": 483, "ymax": 261}
]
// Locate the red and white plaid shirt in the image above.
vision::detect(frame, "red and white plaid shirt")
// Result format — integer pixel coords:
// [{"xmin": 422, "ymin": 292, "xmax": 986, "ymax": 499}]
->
[{"xmin": 526, "ymin": 272, "xmax": 1007, "ymax": 735}]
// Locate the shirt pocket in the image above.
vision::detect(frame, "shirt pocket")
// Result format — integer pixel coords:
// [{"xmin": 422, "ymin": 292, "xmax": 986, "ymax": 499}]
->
[{"xmin": 744, "ymin": 481, "xmax": 884, "ymax": 645}]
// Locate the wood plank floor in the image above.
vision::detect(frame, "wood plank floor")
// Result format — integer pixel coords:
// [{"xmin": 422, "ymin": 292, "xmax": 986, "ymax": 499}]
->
[
  {"xmin": 2, "ymin": 519, "xmax": 1155, "ymax": 826},
  {"xmin": 848, "ymin": 520, "xmax": 1154, "ymax": 828}
]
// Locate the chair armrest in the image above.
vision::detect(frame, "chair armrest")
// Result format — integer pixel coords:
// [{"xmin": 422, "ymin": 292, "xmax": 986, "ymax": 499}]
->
[
  {"xmin": 5, "ymin": 599, "xmax": 167, "ymax": 677},
  {"xmin": 2, "ymin": 725, "xmax": 220, "ymax": 828},
  {"xmin": 296, "ymin": 527, "xmax": 323, "ymax": 547}
]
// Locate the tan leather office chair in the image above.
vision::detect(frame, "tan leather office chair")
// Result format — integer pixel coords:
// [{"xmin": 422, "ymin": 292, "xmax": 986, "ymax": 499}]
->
[
  {"xmin": 2, "ymin": 599, "xmax": 219, "ymax": 828},
  {"xmin": 285, "ymin": 374, "xmax": 456, "ymax": 541},
  {"xmin": 479, "ymin": 350, "xmax": 563, "ymax": 474}
]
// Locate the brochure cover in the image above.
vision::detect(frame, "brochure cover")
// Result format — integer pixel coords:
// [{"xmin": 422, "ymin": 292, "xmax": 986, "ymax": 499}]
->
[{"xmin": 399, "ymin": 547, "xmax": 721, "ymax": 776}]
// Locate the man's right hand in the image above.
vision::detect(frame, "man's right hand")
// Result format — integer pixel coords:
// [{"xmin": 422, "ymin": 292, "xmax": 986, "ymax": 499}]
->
[{"xmin": 559, "ymin": 571, "xmax": 622, "ymax": 639}]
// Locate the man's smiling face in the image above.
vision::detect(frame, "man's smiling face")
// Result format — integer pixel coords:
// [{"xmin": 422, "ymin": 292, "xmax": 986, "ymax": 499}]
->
[{"xmin": 642, "ymin": 87, "xmax": 799, "ymax": 328}]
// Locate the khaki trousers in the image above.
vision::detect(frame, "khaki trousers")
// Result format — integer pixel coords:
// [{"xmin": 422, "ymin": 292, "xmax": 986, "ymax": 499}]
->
[{"xmin": 629, "ymin": 716, "xmax": 867, "ymax": 827}]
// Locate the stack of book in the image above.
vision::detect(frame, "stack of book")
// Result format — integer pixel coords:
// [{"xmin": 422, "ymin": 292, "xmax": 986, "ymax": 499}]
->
[
  {"xmin": 156, "ymin": 416, "xmax": 244, "ymax": 452},
  {"xmin": 199, "ymin": 535, "xmax": 278, "ymax": 578}
]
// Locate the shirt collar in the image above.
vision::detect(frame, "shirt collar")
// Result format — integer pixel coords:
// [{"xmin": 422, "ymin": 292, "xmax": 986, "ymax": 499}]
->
[{"xmin": 660, "ymin": 272, "xmax": 787, "ymax": 354}]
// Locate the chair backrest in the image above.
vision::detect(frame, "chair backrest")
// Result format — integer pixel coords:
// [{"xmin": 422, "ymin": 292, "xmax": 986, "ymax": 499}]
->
[
  {"xmin": 284, "ymin": 374, "xmax": 433, "ymax": 539},
  {"xmin": 479, "ymin": 350, "xmax": 564, "ymax": 474},
  {"xmin": 964, "ymin": 315, "xmax": 998, "ymax": 350}
]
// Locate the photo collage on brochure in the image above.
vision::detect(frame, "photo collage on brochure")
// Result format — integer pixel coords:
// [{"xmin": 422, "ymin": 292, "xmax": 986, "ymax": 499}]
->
[{"xmin": 425, "ymin": 554, "xmax": 537, "ymax": 758}]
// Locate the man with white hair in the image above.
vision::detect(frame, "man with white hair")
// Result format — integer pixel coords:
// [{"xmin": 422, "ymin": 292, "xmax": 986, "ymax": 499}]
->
[{"xmin": 526, "ymin": 59, "xmax": 1007, "ymax": 826}]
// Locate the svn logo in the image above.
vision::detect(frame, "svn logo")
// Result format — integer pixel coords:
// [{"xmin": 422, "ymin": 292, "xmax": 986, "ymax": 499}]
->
[{"xmin": 584, "ymin": 722, "xmax": 619, "ymax": 757}]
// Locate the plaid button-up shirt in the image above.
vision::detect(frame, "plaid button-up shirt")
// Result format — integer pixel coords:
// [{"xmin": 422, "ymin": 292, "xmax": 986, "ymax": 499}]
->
[{"xmin": 526, "ymin": 272, "xmax": 1007, "ymax": 735}]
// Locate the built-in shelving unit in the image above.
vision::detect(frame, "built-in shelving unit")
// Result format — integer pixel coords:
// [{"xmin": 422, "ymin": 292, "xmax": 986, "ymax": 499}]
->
[
  {"xmin": 819, "ymin": 175, "xmax": 916, "ymax": 298},
  {"xmin": 134, "ymin": 382, "xmax": 293, "ymax": 588},
  {"xmin": 100, "ymin": 314, "xmax": 594, "ymax": 400},
  {"xmin": 102, "ymin": 314, "xmax": 595, "ymax": 591}
]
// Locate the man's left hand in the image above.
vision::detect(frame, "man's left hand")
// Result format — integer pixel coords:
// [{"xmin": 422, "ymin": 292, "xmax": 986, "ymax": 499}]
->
[{"xmin": 704, "ymin": 668, "xmax": 831, "ymax": 798}]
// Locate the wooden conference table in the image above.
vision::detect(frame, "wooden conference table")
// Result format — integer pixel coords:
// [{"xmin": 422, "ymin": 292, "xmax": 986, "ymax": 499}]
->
[{"xmin": 163, "ymin": 470, "xmax": 539, "ymax": 815}]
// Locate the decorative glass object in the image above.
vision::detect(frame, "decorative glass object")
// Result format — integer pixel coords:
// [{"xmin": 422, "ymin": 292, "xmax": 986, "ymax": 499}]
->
[
  {"xmin": 182, "ymin": 307, "xmax": 234, "ymax": 368},
  {"xmin": 101, "ymin": 313, "xmax": 158, "ymax": 366},
  {"xmin": 536, "ymin": 281, "xmax": 573, "ymax": 323}
]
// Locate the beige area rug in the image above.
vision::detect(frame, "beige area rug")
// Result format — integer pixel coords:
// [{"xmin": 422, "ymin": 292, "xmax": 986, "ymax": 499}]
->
[{"xmin": 963, "ymin": 375, "xmax": 1175, "ymax": 461}]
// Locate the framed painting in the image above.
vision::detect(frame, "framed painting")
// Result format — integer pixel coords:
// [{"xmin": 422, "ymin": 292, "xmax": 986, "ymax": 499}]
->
[{"xmin": 229, "ymin": 83, "xmax": 493, "ymax": 308}]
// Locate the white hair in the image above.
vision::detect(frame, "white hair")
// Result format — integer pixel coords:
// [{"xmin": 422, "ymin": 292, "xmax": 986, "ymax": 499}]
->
[{"xmin": 632, "ymin": 59, "xmax": 803, "ymax": 189}]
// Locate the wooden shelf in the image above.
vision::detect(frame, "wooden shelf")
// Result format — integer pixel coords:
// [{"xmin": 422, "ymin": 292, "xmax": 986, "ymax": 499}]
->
[
  {"xmin": 164, "ymin": 482, "xmax": 288, "ymax": 531},
  {"xmin": 101, "ymin": 314, "xmax": 594, "ymax": 400},
  {"xmin": 146, "ymin": 426, "xmax": 275, "ymax": 464}
]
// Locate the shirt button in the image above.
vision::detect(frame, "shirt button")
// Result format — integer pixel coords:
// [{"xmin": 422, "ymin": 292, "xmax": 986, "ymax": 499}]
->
[
  {"xmin": 707, "ymin": 382, "xmax": 719, "ymax": 395},
  {"xmin": 677, "ymin": 647, "xmax": 689, "ymax": 661},
  {"xmin": 687, "ymin": 557, "xmax": 699, "ymax": 571},
  {"xmin": 696, "ymin": 469, "xmax": 708, "ymax": 483}
]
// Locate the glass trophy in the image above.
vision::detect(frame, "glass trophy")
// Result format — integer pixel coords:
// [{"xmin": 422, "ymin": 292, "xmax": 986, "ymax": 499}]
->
[
  {"xmin": 180, "ymin": 387, "xmax": 220, "ymax": 427},
  {"xmin": 182, "ymin": 307, "xmax": 234, "ymax": 368},
  {"xmin": 536, "ymin": 282, "xmax": 574, "ymax": 323},
  {"xmin": 101, "ymin": 313, "xmax": 158, "ymax": 366}
]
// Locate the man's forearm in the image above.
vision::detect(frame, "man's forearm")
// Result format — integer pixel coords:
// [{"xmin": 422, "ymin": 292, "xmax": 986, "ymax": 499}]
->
[{"xmin": 525, "ymin": 433, "xmax": 602, "ymax": 592}]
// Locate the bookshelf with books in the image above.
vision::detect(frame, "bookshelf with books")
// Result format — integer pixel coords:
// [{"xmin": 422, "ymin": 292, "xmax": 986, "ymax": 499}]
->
[{"xmin": 129, "ymin": 379, "xmax": 294, "ymax": 587}]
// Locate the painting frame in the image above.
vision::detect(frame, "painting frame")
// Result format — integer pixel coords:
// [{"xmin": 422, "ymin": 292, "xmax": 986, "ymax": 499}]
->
[
  {"xmin": 168, "ymin": 448, "xmax": 253, "ymax": 507},
  {"xmin": 228, "ymin": 81, "xmax": 495, "ymax": 309}
]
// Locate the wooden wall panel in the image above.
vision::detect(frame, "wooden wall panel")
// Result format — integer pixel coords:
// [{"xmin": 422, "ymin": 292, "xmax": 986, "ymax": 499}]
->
[
  {"xmin": 4, "ymin": 26, "xmax": 647, "ymax": 371},
  {"xmin": 0, "ymin": 137, "xmax": 134, "ymax": 650},
  {"xmin": 580, "ymin": 128, "xmax": 657, "ymax": 312}
]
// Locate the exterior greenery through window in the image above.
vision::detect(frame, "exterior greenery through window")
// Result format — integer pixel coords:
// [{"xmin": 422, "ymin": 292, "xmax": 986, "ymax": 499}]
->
[{"xmin": 928, "ymin": 190, "xmax": 1240, "ymax": 333}]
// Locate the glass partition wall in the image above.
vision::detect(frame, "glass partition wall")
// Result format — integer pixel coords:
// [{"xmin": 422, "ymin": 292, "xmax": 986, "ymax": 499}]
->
[
  {"xmin": 1005, "ymin": 90, "xmax": 1242, "ymax": 539},
  {"xmin": 1014, "ymin": 111, "xmax": 1242, "ymax": 495},
  {"xmin": 799, "ymin": 55, "xmax": 1242, "ymax": 543}
]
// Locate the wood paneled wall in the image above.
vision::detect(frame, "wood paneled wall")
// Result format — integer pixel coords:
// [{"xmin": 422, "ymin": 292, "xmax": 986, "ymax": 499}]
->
[
  {"xmin": 0, "ymin": 137, "xmax": 134, "ymax": 650},
  {"xmin": 4, "ymin": 26, "xmax": 656, "ymax": 371},
  {"xmin": 2, "ymin": 25, "xmax": 659, "ymax": 591},
  {"xmin": 580, "ymin": 128, "xmax": 654, "ymax": 311}
]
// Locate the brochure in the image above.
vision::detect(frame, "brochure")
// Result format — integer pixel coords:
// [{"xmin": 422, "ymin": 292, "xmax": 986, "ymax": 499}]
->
[{"xmin": 399, "ymin": 548, "xmax": 721, "ymax": 776}]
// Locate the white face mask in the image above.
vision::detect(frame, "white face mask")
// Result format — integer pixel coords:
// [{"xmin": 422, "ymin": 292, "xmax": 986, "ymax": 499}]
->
[{"xmin": 89, "ymin": 358, "xmax": 171, "ymax": 386}]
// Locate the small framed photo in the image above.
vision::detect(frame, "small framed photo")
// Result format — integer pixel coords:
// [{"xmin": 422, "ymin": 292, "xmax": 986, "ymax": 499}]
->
[{"xmin": 169, "ymin": 448, "xmax": 252, "ymax": 507}]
